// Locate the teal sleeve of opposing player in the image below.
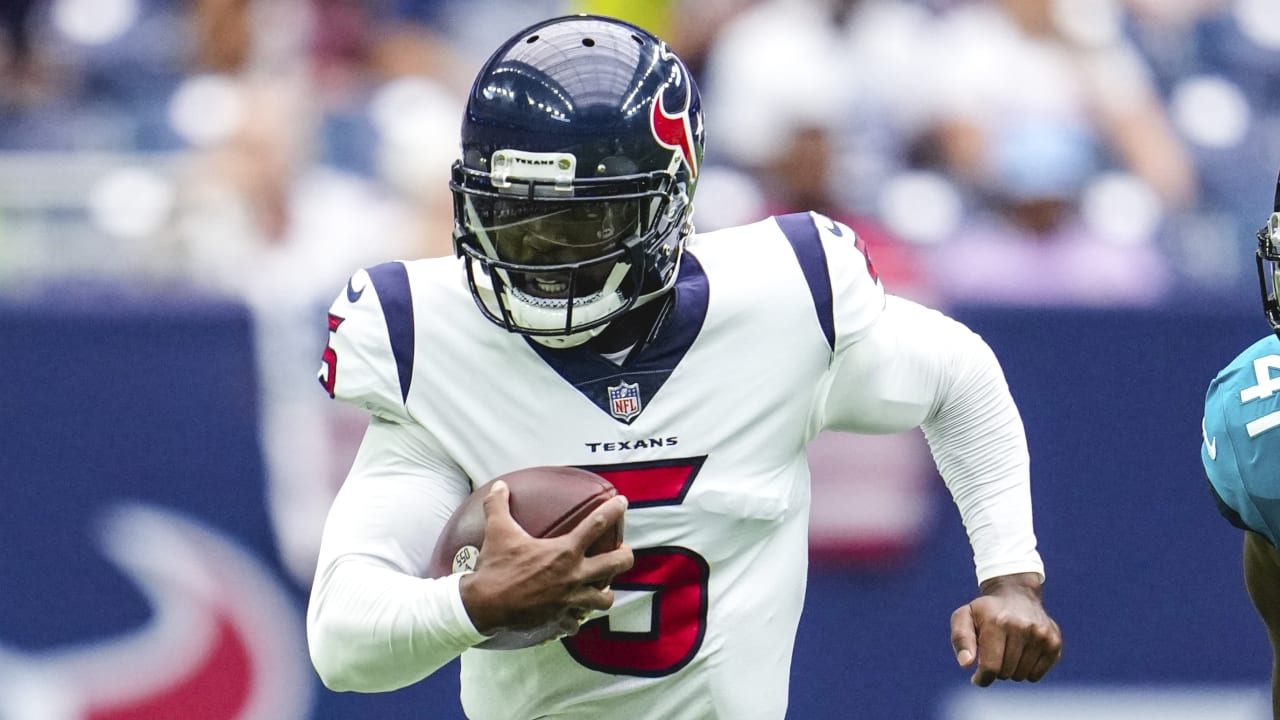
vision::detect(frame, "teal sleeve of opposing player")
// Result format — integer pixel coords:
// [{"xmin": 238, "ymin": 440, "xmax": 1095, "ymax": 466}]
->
[{"xmin": 1202, "ymin": 335, "xmax": 1280, "ymax": 548}]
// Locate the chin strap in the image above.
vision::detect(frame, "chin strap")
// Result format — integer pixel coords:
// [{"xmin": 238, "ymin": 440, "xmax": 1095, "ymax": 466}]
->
[{"xmin": 624, "ymin": 292, "xmax": 675, "ymax": 364}]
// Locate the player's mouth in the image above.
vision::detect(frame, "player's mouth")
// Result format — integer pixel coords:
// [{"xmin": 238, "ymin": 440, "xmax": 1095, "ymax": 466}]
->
[{"xmin": 531, "ymin": 276, "xmax": 569, "ymax": 298}]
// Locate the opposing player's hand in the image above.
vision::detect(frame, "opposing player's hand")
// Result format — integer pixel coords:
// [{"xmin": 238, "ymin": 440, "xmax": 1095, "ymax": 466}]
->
[
  {"xmin": 950, "ymin": 572, "xmax": 1062, "ymax": 686},
  {"xmin": 459, "ymin": 480, "xmax": 633, "ymax": 635}
]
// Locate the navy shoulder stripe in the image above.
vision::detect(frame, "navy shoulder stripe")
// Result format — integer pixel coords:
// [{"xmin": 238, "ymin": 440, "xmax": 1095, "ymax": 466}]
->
[
  {"xmin": 366, "ymin": 261, "xmax": 415, "ymax": 402},
  {"xmin": 775, "ymin": 212, "xmax": 835, "ymax": 350}
]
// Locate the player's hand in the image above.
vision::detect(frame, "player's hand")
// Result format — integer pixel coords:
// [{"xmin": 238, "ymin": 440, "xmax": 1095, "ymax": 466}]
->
[
  {"xmin": 459, "ymin": 480, "xmax": 633, "ymax": 635},
  {"xmin": 950, "ymin": 572, "xmax": 1062, "ymax": 686}
]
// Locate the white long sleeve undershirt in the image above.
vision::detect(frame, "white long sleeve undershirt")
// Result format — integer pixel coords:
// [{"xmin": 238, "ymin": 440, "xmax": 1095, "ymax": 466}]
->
[
  {"xmin": 819, "ymin": 295, "xmax": 1043, "ymax": 584},
  {"xmin": 308, "ymin": 561, "xmax": 485, "ymax": 691},
  {"xmin": 307, "ymin": 418, "xmax": 488, "ymax": 691}
]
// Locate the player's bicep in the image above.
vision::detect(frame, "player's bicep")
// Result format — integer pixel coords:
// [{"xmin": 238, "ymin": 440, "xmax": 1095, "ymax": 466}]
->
[
  {"xmin": 818, "ymin": 295, "xmax": 962, "ymax": 434},
  {"xmin": 316, "ymin": 417, "xmax": 471, "ymax": 578}
]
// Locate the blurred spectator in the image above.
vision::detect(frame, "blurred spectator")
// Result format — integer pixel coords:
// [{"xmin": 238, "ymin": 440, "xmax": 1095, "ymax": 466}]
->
[
  {"xmin": 1123, "ymin": 0, "xmax": 1280, "ymax": 293},
  {"xmin": 384, "ymin": 0, "xmax": 567, "ymax": 76},
  {"xmin": 702, "ymin": 0, "xmax": 938, "ymax": 210},
  {"xmin": 767, "ymin": 124, "xmax": 935, "ymax": 301},
  {"xmin": 1121, "ymin": 0, "xmax": 1230, "ymax": 87},
  {"xmin": 168, "ymin": 72, "xmax": 430, "ymax": 585},
  {"xmin": 192, "ymin": 0, "xmax": 253, "ymax": 73},
  {"xmin": 915, "ymin": 0, "xmax": 1197, "ymax": 305},
  {"xmin": 1123, "ymin": 0, "xmax": 1280, "ymax": 118},
  {"xmin": 0, "ymin": 0, "xmax": 42, "ymax": 108},
  {"xmin": 164, "ymin": 0, "xmax": 469, "ymax": 583},
  {"xmin": 0, "ymin": 0, "xmax": 193, "ymax": 151},
  {"xmin": 701, "ymin": 0, "xmax": 942, "ymax": 296},
  {"xmin": 924, "ymin": 0, "xmax": 1198, "ymax": 213},
  {"xmin": 569, "ymin": 0, "xmax": 759, "ymax": 81},
  {"xmin": 929, "ymin": 120, "xmax": 1171, "ymax": 305},
  {"xmin": 307, "ymin": 0, "xmax": 504, "ymax": 181}
]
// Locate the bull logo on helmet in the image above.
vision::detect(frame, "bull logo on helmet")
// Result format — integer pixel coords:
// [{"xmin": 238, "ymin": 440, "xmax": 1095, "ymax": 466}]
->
[{"xmin": 649, "ymin": 46, "xmax": 699, "ymax": 180}]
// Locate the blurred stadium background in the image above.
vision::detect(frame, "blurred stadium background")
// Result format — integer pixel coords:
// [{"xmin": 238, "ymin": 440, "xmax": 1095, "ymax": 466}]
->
[{"xmin": 1, "ymin": 0, "xmax": 1277, "ymax": 718}]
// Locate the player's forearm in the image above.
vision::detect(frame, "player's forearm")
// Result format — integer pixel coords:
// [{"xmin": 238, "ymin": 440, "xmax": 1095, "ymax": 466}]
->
[
  {"xmin": 1243, "ymin": 531, "xmax": 1280, "ymax": 720},
  {"xmin": 307, "ymin": 557, "xmax": 487, "ymax": 692},
  {"xmin": 1271, "ymin": 661, "xmax": 1280, "ymax": 720},
  {"xmin": 920, "ymin": 331, "xmax": 1044, "ymax": 585}
]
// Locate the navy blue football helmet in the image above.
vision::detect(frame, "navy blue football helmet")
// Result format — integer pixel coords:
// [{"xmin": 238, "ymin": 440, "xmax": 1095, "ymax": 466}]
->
[
  {"xmin": 451, "ymin": 15, "xmax": 704, "ymax": 348},
  {"xmin": 1257, "ymin": 169, "xmax": 1280, "ymax": 337}
]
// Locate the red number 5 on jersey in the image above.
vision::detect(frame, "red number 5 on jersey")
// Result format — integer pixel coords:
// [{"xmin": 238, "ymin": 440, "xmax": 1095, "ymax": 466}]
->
[
  {"xmin": 319, "ymin": 313, "xmax": 344, "ymax": 398},
  {"xmin": 564, "ymin": 458, "xmax": 709, "ymax": 677}
]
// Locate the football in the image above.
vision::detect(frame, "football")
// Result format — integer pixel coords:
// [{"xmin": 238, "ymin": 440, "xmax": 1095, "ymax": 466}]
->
[{"xmin": 428, "ymin": 465, "xmax": 623, "ymax": 650}]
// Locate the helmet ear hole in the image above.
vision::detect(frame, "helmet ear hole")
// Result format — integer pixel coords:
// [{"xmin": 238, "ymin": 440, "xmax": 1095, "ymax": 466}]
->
[{"xmin": 598, "ymin": 156, "xmax": 639, "ymax": 176}]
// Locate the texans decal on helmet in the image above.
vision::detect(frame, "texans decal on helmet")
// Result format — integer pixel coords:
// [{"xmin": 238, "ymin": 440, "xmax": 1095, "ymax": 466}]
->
[{"xmin": 650, "ymin": 47, "xmax": 699, "ymax": 180}]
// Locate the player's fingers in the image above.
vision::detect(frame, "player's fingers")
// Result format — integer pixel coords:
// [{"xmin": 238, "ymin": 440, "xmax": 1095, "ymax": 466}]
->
[
  {"xmin": 1011, "ymin": 642, "xmax": 1040, "ymax": 681},
  {"xmin": 480, "ymin": 481, "xmax": 527, "ymax": 539},
  {"xmin": 1028, "ymin": 651, "xmax": 1059, "ymax": 682},
  {"xmin": 950, "ymin": 605, "xmax": 978, "ymax": 667},
  {"xmin": 552, "ymin": 608, "xmax": 588, "ymax": 638},
  {"xmin": 578, "ymin": 544, "xmax": 634, "ymax": 586},
  {"xmin": 565, "ymin": 584, "xmax": 616, "ymax": 612},
  {"xmin": 567, "ymin": 495, "xmax": 628, "ymax": 552},
  {"xmin": 971, "ymin": 620, "xmax": 1006, "ymax": 687},
  {"xmin": 1027, "ymin": 629, "xmax": 1063, "ymax": 682},
  {"xmin": 998, "ymin": 628, "xmax": 1027, "ymax": 681},
  {"xmin": 1012, "ymin": 620, "xmax": 1059, "ymax": 680}
]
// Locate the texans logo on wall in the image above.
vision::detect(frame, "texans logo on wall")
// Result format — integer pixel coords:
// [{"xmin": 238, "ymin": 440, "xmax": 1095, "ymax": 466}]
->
[
  {"xmin": 0, "ymin": 504, "xmax": 311, "ymax": 720},
  {"xmin": 0, "ymin": 290, "xmax": 467, "ymax": 720},
  {"xmin": 0, "ymin": 297, "xmax": 326, "ymax": 720}
]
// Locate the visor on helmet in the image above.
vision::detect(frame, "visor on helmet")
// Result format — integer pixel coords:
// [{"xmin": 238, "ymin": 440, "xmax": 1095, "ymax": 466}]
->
[{"xmin": 466, "ymin": 196, "xmax": 646, "ymax": 298}]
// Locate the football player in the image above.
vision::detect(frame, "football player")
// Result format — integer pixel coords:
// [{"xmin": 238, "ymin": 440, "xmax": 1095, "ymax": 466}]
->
[
  {"xmin": 1202, "ymin": 170, "xmax": 1280, "ymax": 720},
  {"xmin": 307, "ymin": 15, "xmax": 1063, "ymax": 719}
]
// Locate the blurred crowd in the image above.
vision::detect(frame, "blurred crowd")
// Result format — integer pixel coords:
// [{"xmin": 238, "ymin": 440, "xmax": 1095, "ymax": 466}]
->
[
  {"xmin": 4, "ymin": 0, "xmax": 1278, "ymax": 582},
  {"xmin": 1, "ymin": 0, "xmax": 1278, "ymax": 305}
]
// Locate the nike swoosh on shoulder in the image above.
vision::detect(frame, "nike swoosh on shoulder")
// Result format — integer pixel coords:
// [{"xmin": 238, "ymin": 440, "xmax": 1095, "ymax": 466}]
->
[
  {"xmin": 1202, "ymin": 417, "xmax": 1217, "ymax": 461},
  {"xmin": 346, "ymin": 277, "xmax": 365, "ymax": 303}
]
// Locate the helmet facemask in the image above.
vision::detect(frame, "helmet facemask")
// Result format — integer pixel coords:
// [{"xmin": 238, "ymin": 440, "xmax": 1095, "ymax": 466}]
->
[
  {"xmin": 452, "ymin": 152, "xmax": 689, "ymax": 348},
  {"xmin": 1257, "ymin": 211, "xmax": 1280, "ymax": 337}
]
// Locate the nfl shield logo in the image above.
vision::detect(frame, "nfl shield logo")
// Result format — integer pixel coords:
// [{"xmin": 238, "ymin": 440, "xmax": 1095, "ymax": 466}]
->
[{"xmin": 608, "ymin": 380, "xmax": 642, "ymax": 422}]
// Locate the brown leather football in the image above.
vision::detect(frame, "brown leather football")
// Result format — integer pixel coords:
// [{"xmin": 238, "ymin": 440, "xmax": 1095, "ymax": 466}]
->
[{"xmin": 428, "ymin": 466, "xmax": 622, "ymax": 650}]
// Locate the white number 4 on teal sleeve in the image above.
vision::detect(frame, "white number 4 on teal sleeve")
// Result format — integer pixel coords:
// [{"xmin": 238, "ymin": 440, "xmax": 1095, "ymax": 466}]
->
[{"xmin": 1240, "ymin": 354, "xmax": 1280, "ymax": 437}]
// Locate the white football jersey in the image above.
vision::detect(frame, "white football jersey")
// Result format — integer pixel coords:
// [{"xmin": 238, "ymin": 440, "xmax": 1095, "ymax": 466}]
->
[{"xmin": 312, "ymin": 211, "xmax": 1042, "ymax": 719}]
